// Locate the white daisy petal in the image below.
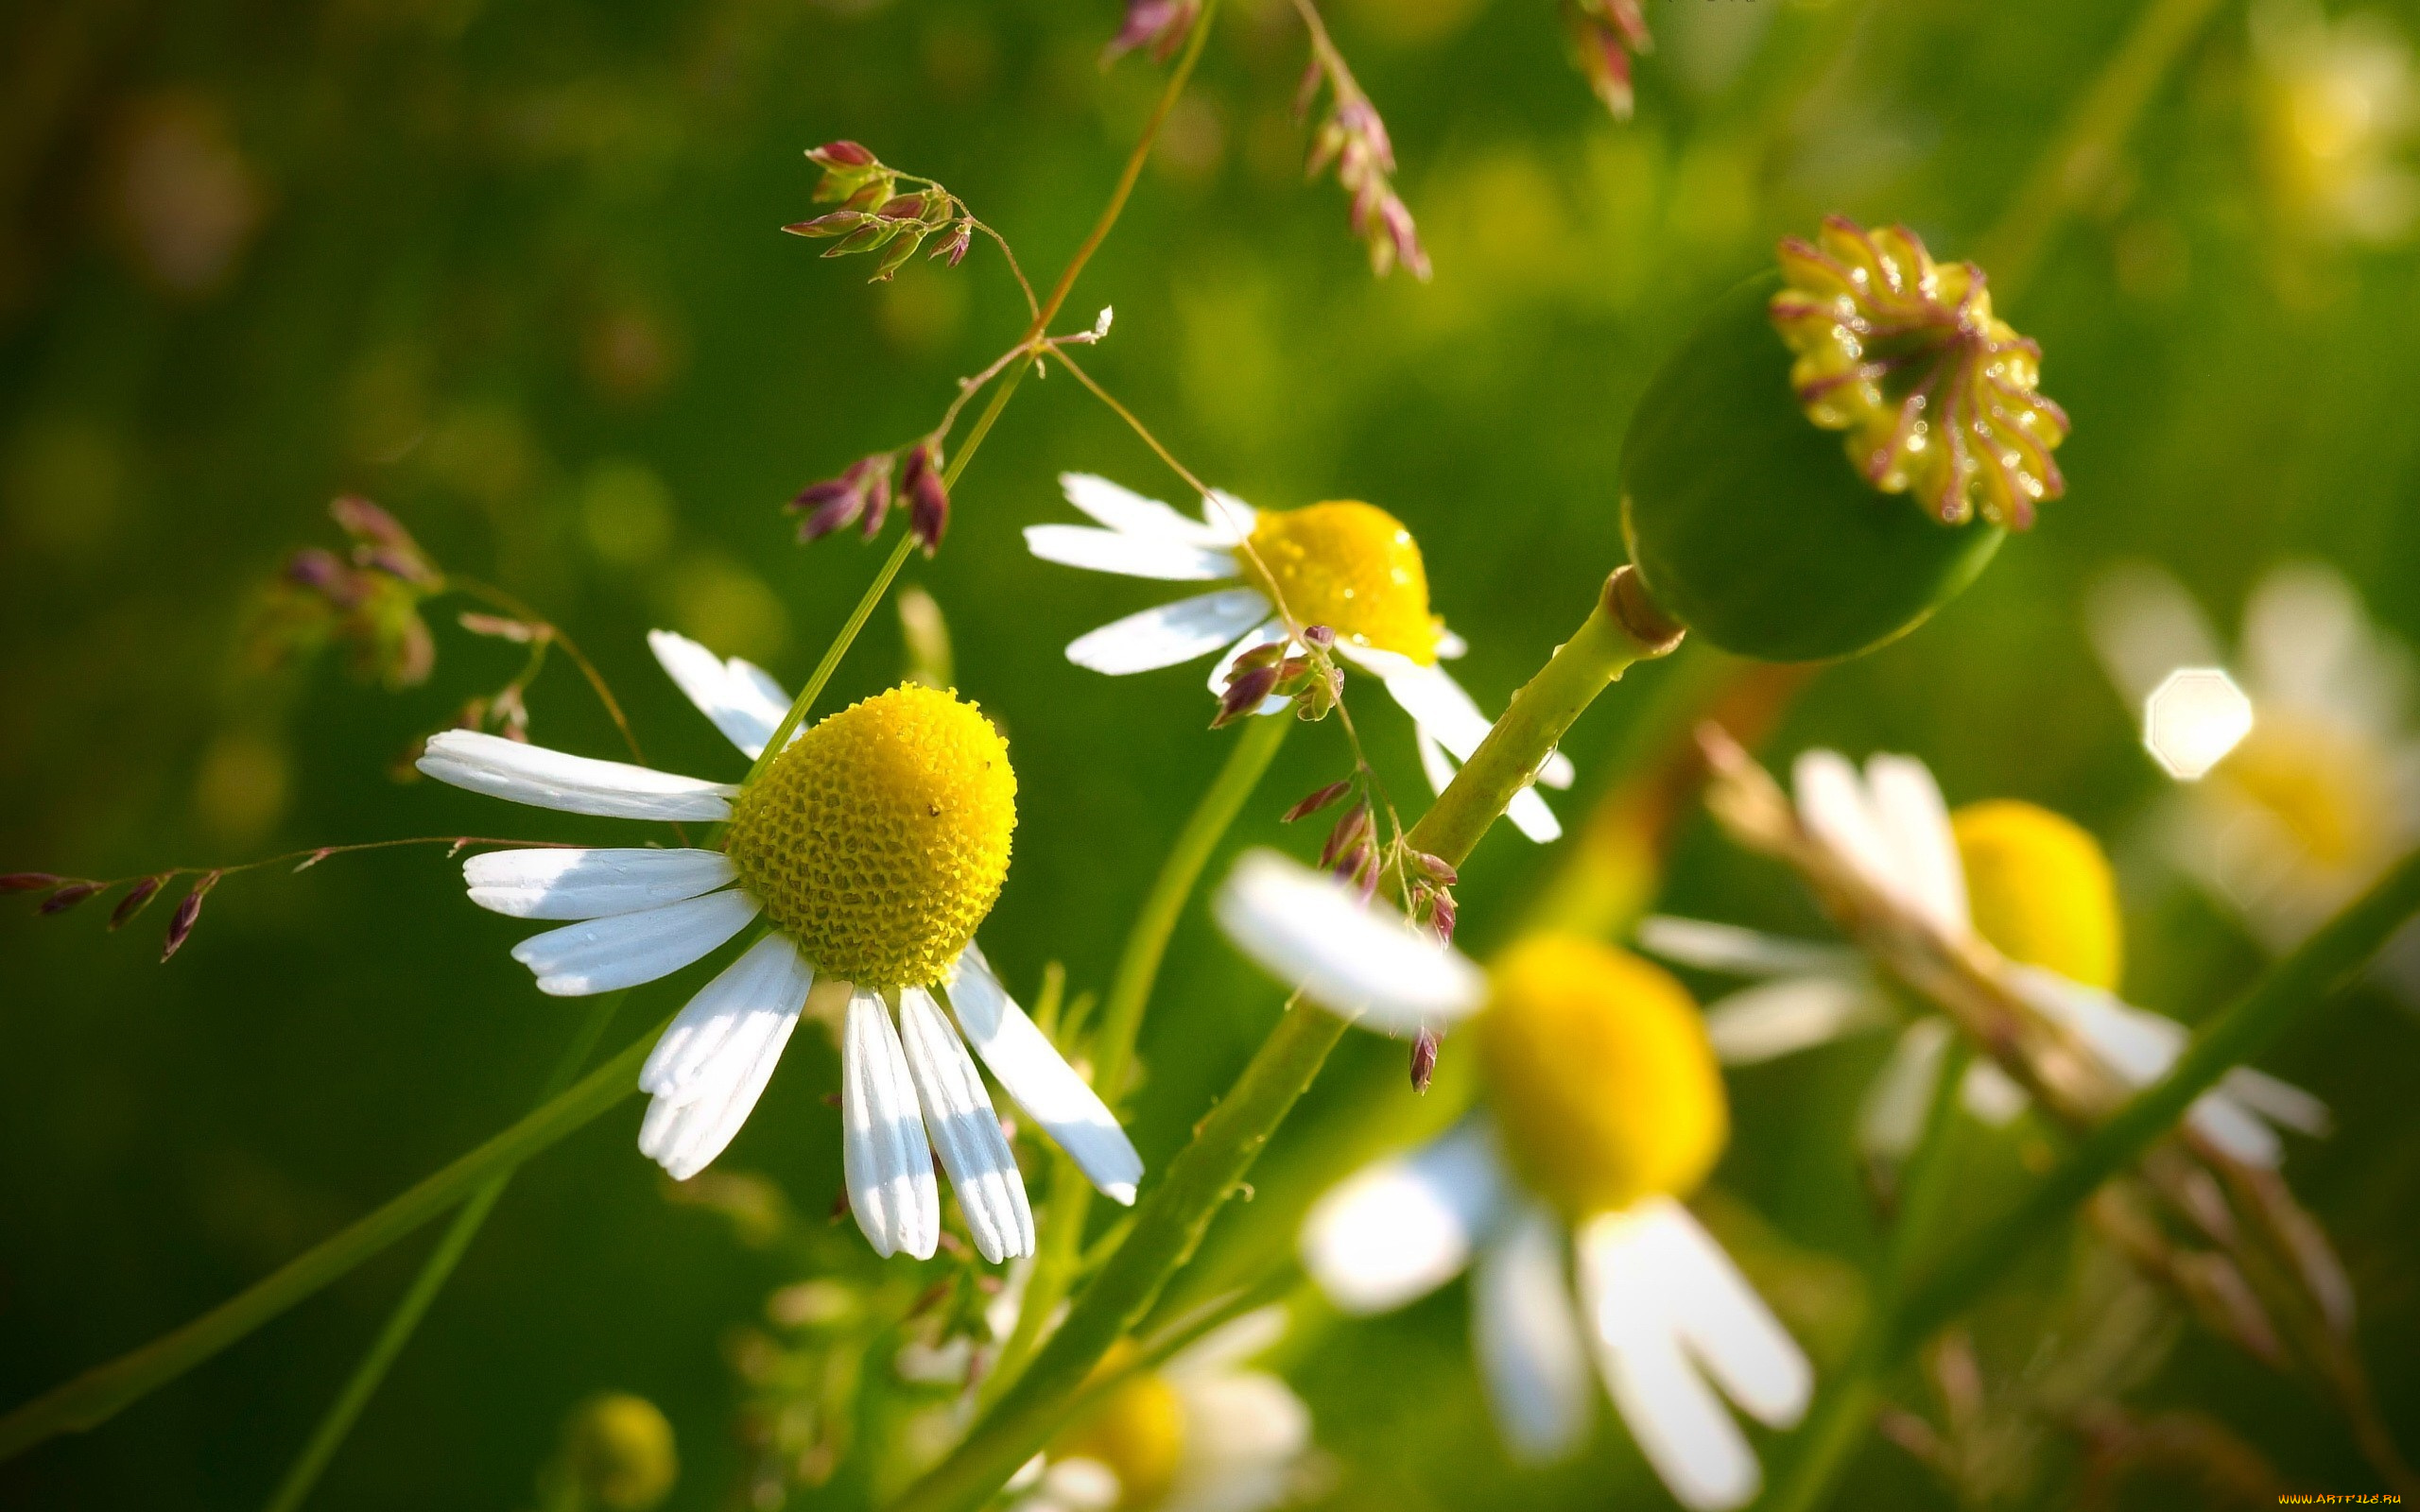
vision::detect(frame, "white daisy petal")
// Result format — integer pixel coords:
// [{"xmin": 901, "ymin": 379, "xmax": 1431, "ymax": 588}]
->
[
  {"xmin": 1703, "ymin": 975, "xmax": 1890, "ymax": 1064},
  {"xmin": 1165, "ymin": 1373, "xmax": 1312, "ymax": 1512},
  {"xmin": 1863, "ymin": 754, "xmax": 1969, "ymax": 936},
  {"xmin": 1538, "ymin": 749, "xmax": 1576, "ymax": 789},
  {"xmin": 1960, "ymin": 1060, "xmax": 2031, "ymax": 1125},
  {"xmin": 1858, "ymin": 1019, "xmax": 1952, "ymax": 1165},
  {"xmin": 1634, "ymin": 917, "xmax": 1863, "ymax": 980},
  {"xmin": 1213, "ymin": 850, "xmax": 1486, "ymax": 1037},
  {"xmin": 508, "ymin": 888, "xmax": 761, "ymax": 996},
  {"xmin": 1024, "ymin": 524, "xmax": 1240, "ymax": 581},
  {"xmin": 1506, "ymin": 785, "xmax": 1564, "ymax": 845},
  {"xmin": 1577, "ymin": 1209, "xmax": 1765, "ymax": 1512},
  {"xmin": 1433, "ymin": 627, "xmax": 1469, "ymax": 660},
  {"xmin": 636, "ymin": 934, "xmax": 813, "ymax": 1179},
  {"xmin": 842, "ymin": 989, "xmax": 941, "ymax": 1260},
  {"xmin": 1471, "ymin": 1205, "xmax": 1593, "ymax": 1464},
  {"xmin": 1200, "ymin": 490, "xmax": 1258, "ymax": 544},
  {"xmin": 1301, "ymin": 1120, "xmax": 1506, "ymax": 1313},
  {"xmin": 648, "ymin": 629, "xmax": 793, "ymax": 759},
  {"xmin": 898, "ymin": 987, "xmax": 1035, "ymax": 1263},
  {"xmin": 1065, "ymin": 589, "xmax": 1276, "ymax": 676},
  {"xmin": 1638, "ymin": 1199, "xmax": 1811, "ymax": 1429},
  {"xmin": 464, "ymin": 847, "xmax": 737, "ymax": 920},
  {"xmin": 2085, "ymin": 563, "xmax": 2227, "ymax": 707},
  {"xmin": 1415, "ymin": 726, "xmax": 1459, "ymax": 797},
  {"xmin": 2218, "ymin": 1067, "xmax": 2332, "ymax": 1137},
  {"xmin": 944, "ymin": 945, "xmax": 1144, "ymax": 1205},
  {"xmin": 1060, "ymin": 472, "xmax": 1241, "ymax": 548},
  {"xmin": 1790, "ymin": 749, "xmax": 1899, "ymax": 904},
  {"xmin": 2189, "ymin": 1093, "xmax": 2285, "ymax": 1167},
  {"xmin": 417, "ymin": 730, "xmax": 738, "ymax": 821},
  {"xmin": 1359, "ymin": 652, "xmax": 1495, "ymax": 764}
]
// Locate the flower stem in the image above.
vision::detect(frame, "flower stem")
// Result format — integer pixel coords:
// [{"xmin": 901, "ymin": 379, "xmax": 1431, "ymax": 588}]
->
[
  {"xmin": 888, "ymin": 573, "xmax": 1681, "ymax": 1512},
  {"xmin": 1758, "ymin": 845, "xmax": 2420, "ymax": 1512},
  {"xmin": 259, "ymin": 991, "xmax": 627, "ymax": 1512},
  {"xmin": 985, "ymin": 713, "xmax": 1292, "ymax": 1403},
  {"xmin": 0, "ymin": 1013, "xmax": 672, "ymax": 1463}
]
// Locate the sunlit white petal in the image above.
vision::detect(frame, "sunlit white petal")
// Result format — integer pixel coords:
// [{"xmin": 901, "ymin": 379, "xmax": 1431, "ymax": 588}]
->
[
  {"xmin": 1858, "ymin": 1018, "xmax": 1951, "ymax": 1165},
  {"xmin": 508, "ymin": 887, "xmax": 760, "ymax": 996},
  {"xmin": 1633, "ymin": 1199, "xmax": 1811, "ymax": 1429},
  {"xmin": 1060, "ymin": 472, "xmax": 1243, "ymax": 548},
  {"xmin": 1213, "ymin": 850, "xmax": 1485, "ymax": 1037},
  {"xmin": 1862, "ymin": 754, "xmax": 1969, "ymax": 936},
  {"xmin": 1024, "ymin": 524, "xmax": 1240, "ymax": 581},
  {"xmin": 1790, "ymin": 749, "xmax": 1900, "ymax": 908},
  {"xmin": 1634, "ymin": 917, "xmax": 1864, "ymax": 980},
  {"xmin": 418, "ymin": 730, "xmax": 737, "ymax": 820},
  {"xmin": 636, "ymin": 934, "xmax": 813, "ymax": 1179},
  {"xmin": 464, "ymin": 847, "xmax": 737, "ymax": 920},
  {"xmin": 1471, "ymin": 1205, "xmax": 1592, "ymax": 1463},
  {"xmin": 1165, "ymin": 1372, "xmax": 1312, "ymax": 1512},
  {"xmin": 648, "ymin": 628, "xmax": 793, "ymax": 759},
  {"xmin": 1703, "ymin": 975, "xmax": 1890, "ymax": 1064},
  {"xmin": 842, "ymin": 988, "xmax": 941, "ymax": 1260},
  {"xmin": 898, "ymin": 987, "xmax": 1035, "ymax": 1263},
  {"xmin": 1301, "ymin": 1121, "xmax": 1507, "ymax": 1313},
  {"xmin": 945, "ymin": 944, "xmax": 1144, "ymax": 1205},
  {"xmin": 1201, "ymin": 490, "xmax": 1258, "ymax": 543},
  {"xmin": 1066, "ymin": 589, "xmax": 1275, "ymax": 676}
]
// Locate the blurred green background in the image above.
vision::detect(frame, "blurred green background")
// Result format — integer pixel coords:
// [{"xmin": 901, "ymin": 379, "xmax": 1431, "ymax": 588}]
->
[{"xmin": 6, "ymin": 0, "xmax": 2420, "ymax": 1505}]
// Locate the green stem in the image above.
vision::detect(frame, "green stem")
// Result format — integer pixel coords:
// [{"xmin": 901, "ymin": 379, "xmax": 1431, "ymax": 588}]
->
[
  {"xmin": 1974, "ymin": 0, "xmax": 2226, "ymax": 301},
  {"xmin": 987, "ymin": 714, "xmax": 1291, "ymax": 1403},
  {"xmin": 0, "ymin": 1015, "xmax": 671, "ymax": 1463},
  {"xmin": 260, "ymin": 993, "xmax": 626, "ymax": 1511},
  {"xmin": 1759, "ymin": 1042, "xmax": 1970, "ymax": 1512},
  {"xmin": 888, "ymin": 575, "xmax": 1679, "ymax": 1512}
]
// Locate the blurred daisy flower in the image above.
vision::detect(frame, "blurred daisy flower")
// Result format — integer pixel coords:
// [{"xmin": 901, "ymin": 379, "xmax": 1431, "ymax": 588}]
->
[
  {"xmin": 1641, "ymin": 750, "xmax": 2328, "ymax": 1171},
  {"xmin": 1010, "ymin": 1308, "xmax": 1315, "ymax": 1512},
  {"xmin": 417, "ymin": 630, "xmax": 1142, "ymax": 1263},
  {"xmin": 1028, "ymin": 474, "xmax": 1575, "ymax": 843},
  {"xmin": 2250, "ymin": 0, "xmax": 2419, "ymax": 246},
  {"xmin": 1215, "ymin": 851, "xmax": 1805, "ymax": 1510},
  {"xmin": 2088, "ymin": 560, "xmax": 2420, "ymax": 987}
]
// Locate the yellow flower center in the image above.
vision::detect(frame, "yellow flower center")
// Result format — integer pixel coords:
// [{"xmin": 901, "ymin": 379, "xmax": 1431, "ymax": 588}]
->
[
  {"xmin": 1051, "ymin": 1344, "xmax": 1185, "ymax": 1509},
  {"xmin": 724, "ymin": 683, "xmax": 1014, "ymax": 988},
  {"xmin": 2216, "ymin": 718, "xmax": 2394, "ymax": 872},
  {"xmin": 1951, "ymin": 799, "xmax": 2122, "ymax": 991},
  {"xmin": 1472, "ymin": 936, "xmax": 1727, "ymax": 1222},
  {"xmin": 1241, "ymin": 500, "xmax": 1441, "ymax": 662}
]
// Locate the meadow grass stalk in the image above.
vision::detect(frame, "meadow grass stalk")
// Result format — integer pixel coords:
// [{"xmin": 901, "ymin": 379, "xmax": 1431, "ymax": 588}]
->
[
  {"xmin": 886, "ymin": 573, "xmax": 1679, "ymax": 1512},
  {"xmin": 260, "ymin": 990, "xmax": 628, "ymax": 1512}
]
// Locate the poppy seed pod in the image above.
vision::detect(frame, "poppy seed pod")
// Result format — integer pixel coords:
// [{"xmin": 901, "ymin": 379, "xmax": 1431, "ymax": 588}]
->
[{"xmin": 1621, "ymin": 219, "xmax": 2067, "ymax": 662}]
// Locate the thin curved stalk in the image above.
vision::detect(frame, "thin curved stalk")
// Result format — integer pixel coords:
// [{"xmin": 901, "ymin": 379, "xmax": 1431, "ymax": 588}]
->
[{"xmin": 260, "ymin": 991, "xmax": 627, "ymax": 1511}]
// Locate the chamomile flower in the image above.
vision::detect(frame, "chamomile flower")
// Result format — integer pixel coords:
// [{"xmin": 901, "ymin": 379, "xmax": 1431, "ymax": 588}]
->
[
  {"xmin": 1268, "ymin": 925, "xmax": 1809, "ymax": 1512},
  {"xmin": 1027, "ymin": 474, "xmax": 1574, "ymax": 842},
  {"xmin": 2250, "ymin": 0, "xmax": 2419, "ymax": 246},
  {"xmin": 1213, "ymin": 857, "xmax": 1800, "ymax": 1507},
  {"xmin": 2088, "ymin": 560, "xmax": 2420, "ymax": 979},
  {"xmin": 417, "ymin": 630, "xmax": 1142, "ymax": 1264},
  {"xmin": 1638, "ymin": 750, "xmax": 2328, "ymax": 1169},
  {"xmin": 1011, "ymin": 1309, "xmax": 1316, "ymax": 1512}
]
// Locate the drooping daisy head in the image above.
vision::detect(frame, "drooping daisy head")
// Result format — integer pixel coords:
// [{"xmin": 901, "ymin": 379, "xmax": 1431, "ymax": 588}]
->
[
  {"xmin": 418, "ymin": 631, "xmax": 1142, "ymax": 1266},
  {"xmin": 1015, "ymin": 1310, "xmax": 1314, "ymax": 1512},
  {"xmin": 1029, "ymin": 475, "xmax": 1573, "ymax": 843},
  {"xmin": 1474, "ymin": 936, "xmax": 1728, "ymax": 1222}
]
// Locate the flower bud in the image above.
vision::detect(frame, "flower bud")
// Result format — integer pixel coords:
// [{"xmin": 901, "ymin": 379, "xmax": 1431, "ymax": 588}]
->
[
  {"xmin": 38, "ymin": 880, "xmax": 104, "ymax": 914},
  {"xmin": 902, "ymin": 444, "xmax": 949, "ymax": 554},
  {"xmin": 1409, "ymin": 1026, "xmax": 1441, "ymax": 1093},
  {"xmin": 559, "ymin": 1393, "xmax": 678, "ymax": 1511},
  {"xmin": 110, "ymin": 875, "xmax": 167, "ymax": 930},
  {"xmin": 1, "ymin": 872, "xmax": 62, "ymax": 893},
  {"xmin": 808, "ymin": 140, "xmax": 875, "ymax": 169},
  {"xmin": 1620, "ymin": 218, "xmax": 2066, "ymax": 662}
]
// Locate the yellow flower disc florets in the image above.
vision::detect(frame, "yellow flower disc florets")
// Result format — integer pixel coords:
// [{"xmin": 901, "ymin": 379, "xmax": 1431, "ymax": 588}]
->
[
  {"xmin": 1473, "ymin": 935, "xmax": 1727, "ymax": 1222},
  {"xmin": 1242, "ymin": 500, "xmax": 1442, "ymax": 662},
  {"xmin": 1770, "ymin": 215, "xmax": 2070, "ymax": 530},
  {"xmin": 724, "ymin": 683, "xmax": 1014, "ymax": 988},
  {"xmin": 1052, "ymin": 1343, "xmax": 1184, "ymax": 1509},
  {"xmin": 1951, "ymin": 799, "xmax": 2122, "ymax": 991}
]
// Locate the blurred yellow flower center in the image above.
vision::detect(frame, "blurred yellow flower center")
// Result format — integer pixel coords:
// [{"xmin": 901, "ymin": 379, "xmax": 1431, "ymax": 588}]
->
[
  {"xmin": 1051, "ymin": 1344, "xmax": 1184, "ymax": 1509},
  {"xmin": 1472, "ymin": 935, "xmax": 1727, "ymax": 1221},
  {"xmin": 1951, "ymin": 799, "xmax": 2122, "ymax": 991},
  {"xmin": 562, "ymin": 1393, "xmax": 679, "ymax": 1511},
  {"xmin": 1242, "ymin": 500, "xmax": 1441, "ymax": 662},
  {"xmin": 2217, "ymin": 719, "xmax": 2393, "ymax": 872},
  {"xmin": 725, "ymin": 683, "xmax": 1015, "ymax": 987}
]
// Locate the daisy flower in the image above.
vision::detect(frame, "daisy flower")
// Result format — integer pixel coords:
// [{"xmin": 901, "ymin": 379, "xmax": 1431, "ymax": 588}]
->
[
  {"xmin": 1009, "ymin": 1308, "xmax": 1316, "ymax": 1512},
  {"xmin": 2249, "ymin": 0, "xmax": 2419, "ymax": 246},
  {"xmin": 1026, "ymin": 474, "xmax": 1575, "ymax": 842},
  {"xmin": 1637, "ymin": 750, "xmax": 2328, "ymax": 1170},
  {"xmin": 1216, "ymin": 855, "xmax": 1806, "ymax": 1511},
  {"xmin": 2087, "ymin": 560, "xmax": 2420, "ymax": 981},
  {"xmin": 416, "ymin": 629, "xmax": 1143, "ymax": 1264}
]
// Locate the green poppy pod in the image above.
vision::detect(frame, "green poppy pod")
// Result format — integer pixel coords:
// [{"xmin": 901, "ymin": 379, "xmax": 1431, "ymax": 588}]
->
[{"xmin": 1620, "ymin": 219, "xmax": 2068, "ymax": 662}]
